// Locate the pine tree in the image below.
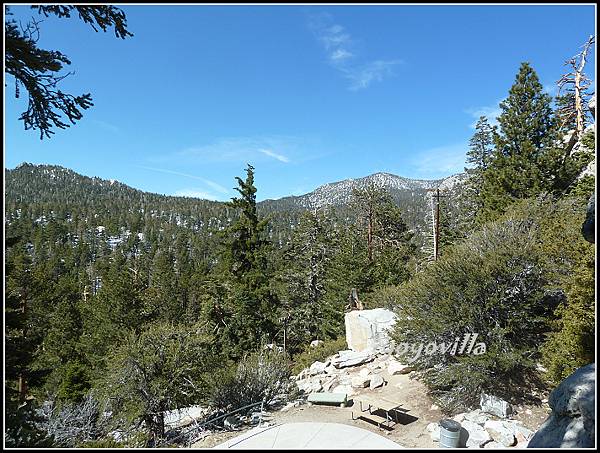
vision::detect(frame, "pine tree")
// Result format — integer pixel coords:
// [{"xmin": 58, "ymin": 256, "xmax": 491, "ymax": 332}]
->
[
  {"xmin": 351, "ymin": 183, "xmax": 415, "ymax": 287},
  {"xmin": 478, "ymin": 62, "xmax": 557, "ymax": 221},
  {"xmin": 276, "ymin": 210, "xmax": 340, "ymax": 352},
  {"xmin": 218, "ymin": 165, "xmax": 279, "ymax": 357},
  {"xmin": 465, "ymin": 116, "xmax": 496, "ymax": 218}
]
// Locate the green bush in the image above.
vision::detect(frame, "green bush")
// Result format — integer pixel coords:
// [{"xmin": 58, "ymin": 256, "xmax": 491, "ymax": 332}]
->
[
  {"xmin": 97, "ymin": 322, "xmax": 218, "ymax": 442},
  {"xmin": 390, "ymin": 210, "xmax": 556, "ymax": 413},
  {"xmin": 291, "ymin": 337, "xmax": 347, "ymax": 375},
  {"xmin": 209, "ymin": 348, "xmax": 294, "ymax": 410},
  {"xmin": 56, "ymin": 361, "xmax": 91, "ymax": 404}
]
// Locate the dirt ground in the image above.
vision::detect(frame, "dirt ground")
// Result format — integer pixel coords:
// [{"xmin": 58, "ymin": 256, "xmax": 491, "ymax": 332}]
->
[{"xmin": 193, "ymin": 370, "xmax": 552, "ymax": 449}]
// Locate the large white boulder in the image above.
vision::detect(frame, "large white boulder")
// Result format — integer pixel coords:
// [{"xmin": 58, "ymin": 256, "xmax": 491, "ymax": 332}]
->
[
  {"xmin": 528, "ymin": 363, "xmax": 595, "ymax": 448},
  {"xmin": 344, "ymin": 308, "xmax": 397, "ymax": 353},
  {"xmin": 484, "ymin": 420, "xmax": 516, "ymax": 447}
]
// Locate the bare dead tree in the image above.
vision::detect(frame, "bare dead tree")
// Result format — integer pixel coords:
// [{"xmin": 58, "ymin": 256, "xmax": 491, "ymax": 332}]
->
[{"xmin": 557, "ymin": 35, "xmax": 595, "ymax": 153}]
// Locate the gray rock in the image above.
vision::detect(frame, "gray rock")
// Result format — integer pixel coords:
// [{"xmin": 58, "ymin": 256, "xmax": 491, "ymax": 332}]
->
[
  {"xmin": 331, "ymin": 350, "xmax": 375, "ymax": 369},
  {"xmin": 582, "ymin": 193, "xmax": 595, "ymax": 243},
  {"xmin": 528, "ymin": 363, "xmax": 595, "ymax": 448},
  {"xmin": 484, "ymin": 420, "xmax": 516, "ymax": 447},
  {"xmin": 345, "ymin": 308, "xmax": 396, "ymax": 353},
  {"xmin": 388, "ymin": 360, "xmax": 413, "ymax": 375},
  {"xmin": 462, "ymin": 419, "xmax": 492, "ymax": 448},
  {"xmin": 351, "ymin": 375, "xmax": 371, "ymax": 388},
  {"xmin": 224, "ymin": 415, "xmax": 242, "ymax": 429},
  {"xmin": 309, "ymin": 361, "xmax": 328, "ymax": 376},
  {"xmin": 310, "ymin": 340, "xmax": 324, "ymax": 348},
  {"xmin": 510, "ymin": 423, "xmax": 534, "ymax": 441},
  {"xmin": 332, "ymin": 384, "xmax": 354, "ymax": 397},
  {"xmin": 369, "ymin": 374, "xmax": 385, "ymax": 389},
  {"xmin": 427, "ymin": 422, "xmax": 440, "ymax": 442},
  {"xmin": 480, "ymin": 393, "xmax": 513, "ymax": 418},
  {"xmin": 296, "ymin": 378, "xmax": 322, "ymax": 394},
  {"xmin": 464, "ymin": 409, "xmax": 489, "ymax": 426}
]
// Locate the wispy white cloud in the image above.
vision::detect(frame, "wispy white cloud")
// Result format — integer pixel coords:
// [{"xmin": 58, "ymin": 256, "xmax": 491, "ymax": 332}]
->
[
  {"xmin": 137, "ymin": 165, "xmax": 229, "ymax": 194},
  {"xmin": 465, "ymin": 100, "xmax": 503, "ymax": 129},
  {"xmin": 309, "ymin": 13, "xmax": 401, "ymax": 91},
  {"xmin": 408, "ymin": 142, "xmax": 469, "ymax": 179},
  {"xmin": 174, "ymin": 188, "xmax": 220, "ymax": 201},
  {"xmin": 92, "ymin": 119, "xmax": 120, "ymax": 133},
  {"xmin": 343, "ymin": 60, "xmax": 402, "ymax": 91},
  {"xmin": 172, "ymin": 136, "xmax": 309, "ymax": 164},
  {"xmin": 258, "ymin": 148, "xmax": 290, "ymax": 163}
]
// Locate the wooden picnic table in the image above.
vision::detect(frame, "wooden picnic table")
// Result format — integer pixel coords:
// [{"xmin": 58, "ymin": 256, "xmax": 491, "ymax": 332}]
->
[{"xmin": 351, "ymin": 395, "xmax": 404, "ymax": 430}]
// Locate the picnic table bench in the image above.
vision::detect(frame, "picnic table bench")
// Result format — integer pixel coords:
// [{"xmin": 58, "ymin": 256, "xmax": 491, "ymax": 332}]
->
[
  {"xmin": 351, "ymin": 395, "xmax": 404, "ymax": 430},
  {"xmin": 307, "ymin": 392, "xmax": 348, "ymax": 407}
]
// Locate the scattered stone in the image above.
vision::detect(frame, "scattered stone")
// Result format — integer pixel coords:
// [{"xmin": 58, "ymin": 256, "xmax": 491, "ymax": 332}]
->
[
  {"xmin": 480, "ymin": 393, "xmax": 513, "ymax": 418},
  {"xmin": 331, "ymin": 350, "xmax": 375, "ymax": 369},
  {"xmin": 359, "ymin": 367, "xmax": 371, "ymax": 378},
  {"xmin": 453, "ymin": 413, "xmax": 466, "ymax": 423},
  {"xmin": 430, "ymin": 404, "xmax": 440, "ymax": 411},
  {"xmin": 324, "ymin": 364, "xmax": 337, "ymax": 375},
  {"xmin": 369, "ymin": 374, "xmax": 385, "ymax": 389},
  {"xmin": 387, "ymin": 360, "xmax": 413, "ymax": 375},
  {"xmin": 322, "ymin": 377, "xmax": 338, "ymax": 392},
  {"xmin": 484, "ymin": 420, "xmax": 516, "ymax": 447},
  {"xmin": 525, "ymin": 409, "xmax": 532, "ymax": 415},
  {"xmin": 296, "ymin": 378, "xmax": 323, "ymax": 394},
  {"xmin": 310, "ymin": 340, "xmax": 324, "ymax": 348},
  {"xmin": 309, "ymin": 361, "xmax": 328, "ymax": 376},
  {"xmin": 510, "ymin": 424, "xmax": 534, "ymax": 441},
  {"xmin": 464, "ymin": 409, "xmax": 489, "ymax": 426},
  {"xmin": 224, "ymin": 415, "xmax": 242, "ymax": 429},
  {"xmin": 351, "ymin": 375, "xmax": 371, "ymax": 388},
  {"xmin": 279, "ymin": 401, "xmax": 301, "ymax": 412},
  {"xmin": 462, "ymin": 419, "xmax": 492, "ymax": 448},
  {"xmin": 427, "ymin": 422, "xmax": 440, "ymax": 442},
  {"xmin": 528, "ymin": 363, "xmax": 595, "ymax": 448}
]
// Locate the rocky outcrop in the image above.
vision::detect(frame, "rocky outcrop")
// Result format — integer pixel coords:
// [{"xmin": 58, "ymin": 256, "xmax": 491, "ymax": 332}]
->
[
  {"xmin": 344, "ymin": 308, "xmax": 396, "ymax": 354},
  {"xmin": 528, "ymin": 363, "xmax": 595, "ymax": 448},
  {"xmin": 582, "ymin": 194, "xmax": 595, "ymax": 243},
  {"xmin": 429, "ymin": 410, "xmax": 535, "ymax": 448}
]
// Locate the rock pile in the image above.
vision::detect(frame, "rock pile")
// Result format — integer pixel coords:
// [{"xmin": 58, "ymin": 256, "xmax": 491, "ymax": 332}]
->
[
  {"xmin": 293, "ymin": 351, "xmax": 412, "ymax": 398},
  {"xmin": 427, "ymin": 409, "xmax": 535, "ymax": 448}
]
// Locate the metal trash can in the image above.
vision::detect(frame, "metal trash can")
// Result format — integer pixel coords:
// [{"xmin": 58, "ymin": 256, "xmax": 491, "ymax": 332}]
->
[{"xmin": 439, "ymin": 419, "xmax": 462, "ymax": 448}]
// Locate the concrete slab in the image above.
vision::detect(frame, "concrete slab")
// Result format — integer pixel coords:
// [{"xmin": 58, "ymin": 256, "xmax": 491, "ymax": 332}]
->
[{"xmin": 215, "ymin": 422, "xmax": 403, "ymax": 449}]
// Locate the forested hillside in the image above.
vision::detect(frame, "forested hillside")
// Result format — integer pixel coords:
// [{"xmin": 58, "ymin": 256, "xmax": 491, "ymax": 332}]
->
[{"xmin": 5, "ymin": 32, "xmax": 596, "ymax": 451}]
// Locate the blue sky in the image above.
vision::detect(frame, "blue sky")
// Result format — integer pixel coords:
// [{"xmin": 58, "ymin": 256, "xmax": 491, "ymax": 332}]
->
[{"xmin": 4, "ymin": 5, "xmax": 596, "ymax": 201}]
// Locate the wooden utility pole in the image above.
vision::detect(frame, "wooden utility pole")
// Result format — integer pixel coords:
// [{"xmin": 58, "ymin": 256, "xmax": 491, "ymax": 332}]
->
[{"xmin": 427, "ymin": 188, "xmax": 445, "ymax": 261}]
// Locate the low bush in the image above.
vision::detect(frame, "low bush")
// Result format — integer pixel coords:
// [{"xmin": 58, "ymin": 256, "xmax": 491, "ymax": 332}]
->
[
  {"xmin": 291, "ymin": 337, "xmax": 347, "ymax": 375},
  {"xmin": 390, "ymin": 209, "xmax": 557, "ymax": 413},
  {"xmin": 209, "ymin": 348, "xmax": 295, "ymax": 411}
]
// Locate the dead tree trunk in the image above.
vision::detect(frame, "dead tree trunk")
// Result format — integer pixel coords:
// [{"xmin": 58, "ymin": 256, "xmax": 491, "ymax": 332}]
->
[{"xmin": 558, "ymin": 35, "xmax": 595, "ymax": 154}]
